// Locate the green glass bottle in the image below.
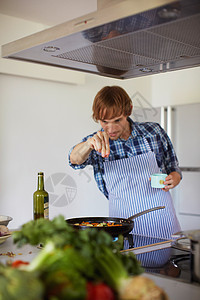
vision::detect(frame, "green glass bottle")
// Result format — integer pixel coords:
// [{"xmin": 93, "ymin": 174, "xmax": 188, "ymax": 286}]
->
[{"xmin": 33, "ymin": 172, "xmax": 49, "ymax": 220}]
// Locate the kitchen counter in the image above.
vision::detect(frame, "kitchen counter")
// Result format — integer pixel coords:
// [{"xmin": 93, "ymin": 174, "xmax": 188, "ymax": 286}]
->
[
  {"xmin": 0, "ymin": 235, "xmax": 40, "ymax": 264},
  {"xmin": 1, "ymin": 235, "xmax": 200, "ymax": 300},
  {"xmin": 121, "ymin": 234, "xmax": 200, "ymax": 299},
  {"xmin": 144, "ymin": 273, "xmax": 200, "ymax": 300}
]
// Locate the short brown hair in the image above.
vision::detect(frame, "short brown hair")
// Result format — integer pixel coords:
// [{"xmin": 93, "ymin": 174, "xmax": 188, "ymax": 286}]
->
[{"xmin": 92, "ymin": 86, "xmax": 132, "ymax": 122}]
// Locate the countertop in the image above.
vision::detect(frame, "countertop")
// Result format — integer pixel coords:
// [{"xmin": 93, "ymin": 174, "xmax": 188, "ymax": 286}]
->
[
  {"xmin": 0, "ymin": 235, "xmax": 40, "ymax": 264},
  {"xmin": 144, "ymin": 273, "xmax": 200, "ymax": 300},
  {"xmin": 1, "ymin": 235, "xmax": 200, "ymax": 300}
]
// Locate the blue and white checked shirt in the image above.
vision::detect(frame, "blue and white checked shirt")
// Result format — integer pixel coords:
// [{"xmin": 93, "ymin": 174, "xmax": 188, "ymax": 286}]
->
[{"xmin": 69, "ymin": 118, "xmax": 182, "ymax": 198}]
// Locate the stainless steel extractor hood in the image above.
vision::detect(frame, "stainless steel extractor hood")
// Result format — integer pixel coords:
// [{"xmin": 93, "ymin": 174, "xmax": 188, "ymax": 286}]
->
[{"xmin": 2, "ymin": 0, "xmax": 200, "ymax": 79}]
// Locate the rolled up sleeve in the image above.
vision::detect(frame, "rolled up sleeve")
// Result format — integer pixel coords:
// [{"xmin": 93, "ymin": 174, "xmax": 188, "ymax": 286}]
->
[{"xmin": 68, "ymin": 133, "xmax": 96, "ymax": 170}]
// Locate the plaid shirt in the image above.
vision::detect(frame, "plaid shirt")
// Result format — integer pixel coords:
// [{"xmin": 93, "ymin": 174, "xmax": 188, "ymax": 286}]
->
[{"xmin": 69, "ymin": 118, "xmax": 181, "ymax": 198}]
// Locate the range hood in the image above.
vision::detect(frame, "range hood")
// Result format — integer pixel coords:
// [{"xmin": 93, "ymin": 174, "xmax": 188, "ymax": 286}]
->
[{"xmin": 2, "ymin": 0, "xmax": 200, "ymax": 79}]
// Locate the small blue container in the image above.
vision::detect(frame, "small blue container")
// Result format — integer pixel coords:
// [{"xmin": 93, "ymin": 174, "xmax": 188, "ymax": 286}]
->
[{"xmin": 151, "ymin": 173, "xmax": 167, "ymax": 188}]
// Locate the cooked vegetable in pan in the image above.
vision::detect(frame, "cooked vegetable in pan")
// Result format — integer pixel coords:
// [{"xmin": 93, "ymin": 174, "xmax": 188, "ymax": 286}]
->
[{"xmin": 74, "ymin": 221, "xmax": 123, "ymax": 227}]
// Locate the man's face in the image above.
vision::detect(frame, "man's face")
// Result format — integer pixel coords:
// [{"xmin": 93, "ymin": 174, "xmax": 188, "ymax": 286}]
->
[{"xmin": 99, "ymin": 114, "xmax": 130, "ymax": 140}]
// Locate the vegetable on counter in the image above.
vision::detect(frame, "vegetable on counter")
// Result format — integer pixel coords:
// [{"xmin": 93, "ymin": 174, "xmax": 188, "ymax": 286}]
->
[
  {"xmin": 86, "ymin": 282, "xmax": 115, "ymax": 300},
  {"xmin": 0, "ymin": 215, "xmax": 167, "ymax": 300},
  {"xmin": 0, "ymin": 264, "xmax": 44, "ymax": 300},
  {"xmin": 11, "ymin": 260, "xmax": 29, "ymax": 268}
]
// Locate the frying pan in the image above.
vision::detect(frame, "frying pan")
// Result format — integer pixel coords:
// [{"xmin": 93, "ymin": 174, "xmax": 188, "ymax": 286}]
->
[{"xmin": 66, "ymin": 206, "xmax": 165, "ymax": 237}]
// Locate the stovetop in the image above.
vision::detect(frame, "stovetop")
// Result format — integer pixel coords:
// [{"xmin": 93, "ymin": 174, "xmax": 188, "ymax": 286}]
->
[{"xmin": 120, "ymin": 234, "xmax": 195, "ymax": 284}]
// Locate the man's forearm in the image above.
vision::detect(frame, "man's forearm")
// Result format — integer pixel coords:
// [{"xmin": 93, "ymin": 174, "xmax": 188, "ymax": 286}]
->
[{"xmin": 70, "ymin": 141, "xmax": 92, "ymax": 165}]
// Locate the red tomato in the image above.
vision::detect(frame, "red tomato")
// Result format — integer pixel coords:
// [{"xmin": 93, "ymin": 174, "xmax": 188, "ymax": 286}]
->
[
  {"xmin": 86, "ymin": 282, "xmax": 115, "ymax": 300},
  {"xmin": 11, "ymin": 260, "xmax": 29, "ymax": 268}
]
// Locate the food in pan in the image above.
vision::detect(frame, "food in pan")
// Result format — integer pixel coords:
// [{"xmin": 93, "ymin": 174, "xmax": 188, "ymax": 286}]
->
[{"xmin": 74, "ymin": 221, "xmax": 123, "ymax": 227}]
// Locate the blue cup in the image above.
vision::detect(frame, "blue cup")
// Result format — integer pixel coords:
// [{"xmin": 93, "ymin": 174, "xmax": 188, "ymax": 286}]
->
[{"xmin": 151, "ymin": 173, "xmax": 167, "ymax": 188}]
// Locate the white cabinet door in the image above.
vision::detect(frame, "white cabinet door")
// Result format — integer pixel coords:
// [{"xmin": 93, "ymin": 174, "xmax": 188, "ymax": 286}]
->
[{"xmin": 173, "ymin": 103, "xmax": 200, "ymax": 230}]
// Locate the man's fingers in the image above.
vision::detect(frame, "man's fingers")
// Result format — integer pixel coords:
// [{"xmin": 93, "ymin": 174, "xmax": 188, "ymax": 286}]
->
[
  {"xmin": 95, "ymin": 131, "xmax": 110, "ymax": 157},
  {"xmin": 92, "ymin": 134, "xmax": 102, "ymax": 152},
  {"xmin": 101, "ymin": 142, "xmax": 106, "ymax": 157},
  {"xmin": 103, "ymin": 132, "xmax": 110, "ymax": 156}
]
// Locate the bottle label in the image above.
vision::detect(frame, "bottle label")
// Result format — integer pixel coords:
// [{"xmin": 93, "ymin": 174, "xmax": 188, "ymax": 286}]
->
[{"xmin": 44, "ymin": 197, "xmax": 49, "ymax": 219}]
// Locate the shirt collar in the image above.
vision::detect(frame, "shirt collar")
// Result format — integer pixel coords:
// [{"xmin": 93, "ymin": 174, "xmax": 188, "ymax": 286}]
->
[{"xmin": 128, "ymin": 117, "xmax": 143, "ymax": 138}]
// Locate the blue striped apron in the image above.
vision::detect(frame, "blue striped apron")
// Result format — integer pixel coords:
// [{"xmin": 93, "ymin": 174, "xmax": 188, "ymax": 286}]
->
[
  {"xmin": 124, "ymin": 235, "xmax": 172, "ymax": 267},
  {"xmin": 103, "ymin": 138, "xmax": 181, "ymax": 239}
]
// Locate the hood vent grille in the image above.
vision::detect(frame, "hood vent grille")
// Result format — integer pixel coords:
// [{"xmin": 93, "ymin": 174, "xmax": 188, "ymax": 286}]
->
[
  {"xmin": 150, "ymin": 14, "xmax": 200, "ymax": 48},
  {"xmin": 54, "ymin": 44, "xmax": 161, "ymax": 71},
  {"xmin": 54, "ymin": 14, "xmax": 200, "ymax": 75}
]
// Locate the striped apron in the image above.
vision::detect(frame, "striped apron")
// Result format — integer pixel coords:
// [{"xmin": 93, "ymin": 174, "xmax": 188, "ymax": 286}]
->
[
  {"xmin": 124, "ymin": 235, "xmax": 172, "ymax": 267},
  {"xmin": 103, "ymin": 138, "xmax": 180, "ymax": 239}
]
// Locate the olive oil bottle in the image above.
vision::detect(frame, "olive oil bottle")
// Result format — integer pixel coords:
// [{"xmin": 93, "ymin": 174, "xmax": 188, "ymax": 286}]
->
[{"xmin": 33, "ymin": 172, "xmax": 49, "ymax": 220}]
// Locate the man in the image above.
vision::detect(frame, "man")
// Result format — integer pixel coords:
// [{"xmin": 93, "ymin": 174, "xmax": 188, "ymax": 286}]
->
[{"xmin": 69, "ymin": 86, "xmax": 181, "ymax": 239}]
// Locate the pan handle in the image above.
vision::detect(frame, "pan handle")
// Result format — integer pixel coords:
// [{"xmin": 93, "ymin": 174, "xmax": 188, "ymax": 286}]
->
[{"xmin": 128, "ymin": 206, "xmax": 165, "ymax": 220}]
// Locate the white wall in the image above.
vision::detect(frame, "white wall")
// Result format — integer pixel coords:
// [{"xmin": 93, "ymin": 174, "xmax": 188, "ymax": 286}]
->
[
  {"xmin": 151, "ymin": 67, "xmax": 200, "ymax": 107},
  {"xmin": 0, "ymin": 72, "xmax": 153, "ymax": 229},
  {"xmin": 1, "ymin": 14, "xmax": 200, "ymax": 229}
]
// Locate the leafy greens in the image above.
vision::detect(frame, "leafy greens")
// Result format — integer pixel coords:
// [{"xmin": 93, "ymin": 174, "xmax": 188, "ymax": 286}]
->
[{"xmin": 0, "ymin": 215, "xmax": 143, "ymax": 300}]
